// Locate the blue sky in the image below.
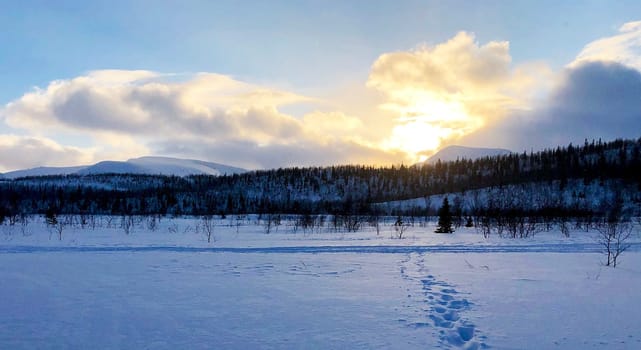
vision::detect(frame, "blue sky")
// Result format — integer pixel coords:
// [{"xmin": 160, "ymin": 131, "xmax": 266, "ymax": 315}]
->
[
  {"xmin": 1, "ymin": 1, "xmax": 641, "ymax": 171},
  {"xmin": 2, "ymin": 0, "xmax": 638, "ymax": 99}
]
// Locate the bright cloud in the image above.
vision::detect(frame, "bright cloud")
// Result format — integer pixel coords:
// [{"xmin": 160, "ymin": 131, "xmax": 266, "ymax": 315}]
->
[
  {"xmin": 366, "ymin": 32, "xmax": 550, "ymax": 161},
  {"xmin": 0, "ymin": 135, "xmax": 95, "ymax": 171},
  {"xmin": 0, "ymin": 70, "xmax": 398, "ymax": 171},
  {"xmin": 573, "ymin": 21, "xmax": 641, "ymax": 71},
  {"xmin": 2, "ymin": 71, "xmax": 311, "ymax": 140}
]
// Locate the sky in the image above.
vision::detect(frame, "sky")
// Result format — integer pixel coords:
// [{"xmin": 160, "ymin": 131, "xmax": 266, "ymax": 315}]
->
[{"xmin": 1, "ymin": 1, "xmax": 641, "ymax": 171}]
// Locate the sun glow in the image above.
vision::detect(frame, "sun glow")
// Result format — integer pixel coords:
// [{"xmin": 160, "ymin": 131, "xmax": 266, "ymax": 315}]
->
[
  {"xmin": 381, "ymin": 92, "xmax": 482, "ymax": 162},
  {"xmin": 384, "ymin": 119, "xmax": 450, "ymax": 153}
]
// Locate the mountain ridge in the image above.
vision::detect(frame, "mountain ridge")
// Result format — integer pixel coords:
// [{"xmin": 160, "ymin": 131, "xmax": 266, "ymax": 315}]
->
[
  {"xmin": 427, "ymin": 145, "xmax": 512, "ymax": 164},
  {"xmin": 2, "ymin": 156, "xmax": 246, "ymax": 179}
]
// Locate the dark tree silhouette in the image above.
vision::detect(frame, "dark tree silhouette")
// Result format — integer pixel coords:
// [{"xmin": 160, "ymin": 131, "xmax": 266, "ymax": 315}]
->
[{"xmin": 435, "ymin": 197, "xmax": 454, "ymax": 233}]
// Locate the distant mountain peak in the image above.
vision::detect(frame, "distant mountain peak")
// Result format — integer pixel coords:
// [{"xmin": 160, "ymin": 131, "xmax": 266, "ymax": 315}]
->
[
  {"xmin": 427, "ymin": 145, "xmax": 512, "ymax": 164},
  {"xmin": 2, "ymin": 156, "xmax": 246, "ymax": 179}
]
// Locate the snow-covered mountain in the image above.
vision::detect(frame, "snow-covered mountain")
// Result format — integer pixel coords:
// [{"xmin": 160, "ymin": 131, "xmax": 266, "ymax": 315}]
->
[
  {"xmin": 2, "ymin": 156, "xmax": 246, "ymax": 179},
  {"xmin": 427, "ymin": 145, "xmax": 512, "ymax": 164},
  {"xmin": 2, "ymin": 166, "xmax": 88, "ymax": 179}
]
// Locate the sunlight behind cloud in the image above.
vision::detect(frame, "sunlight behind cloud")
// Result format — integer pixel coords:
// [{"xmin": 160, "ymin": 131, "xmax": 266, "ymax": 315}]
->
[
  {"xmin": 368, "ymin": 32, "xmax": 546, "ymax": 162},
  {"xmin": 380, "ymin": 93, "xmax": 481, "ymax": 159},
  {"xmin": 383, "ymin": 120, "xmax": 446, "ymax": 159},
  {"xmin": 458, "ymin": 21, "xmax": 641, "ymax": 153}
]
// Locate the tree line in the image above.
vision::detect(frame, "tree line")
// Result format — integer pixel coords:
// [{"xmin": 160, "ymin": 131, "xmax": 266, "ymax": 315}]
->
[{"xmin": 1, "ymin": 137, "xmax": 641, "ymax": 220}]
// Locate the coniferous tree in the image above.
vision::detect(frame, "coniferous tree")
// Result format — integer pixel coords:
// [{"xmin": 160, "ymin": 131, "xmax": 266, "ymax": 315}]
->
[
  {"xmin": 45, "ymin": 206, "xmax": 58, "ymax": 226},
  {"xmin": 465, "ymin": 216, "xmax": 474, "ymax": 227},
  {"xmin": 435, "ymin": 197, "xmax": 454, "ymax": 233}
]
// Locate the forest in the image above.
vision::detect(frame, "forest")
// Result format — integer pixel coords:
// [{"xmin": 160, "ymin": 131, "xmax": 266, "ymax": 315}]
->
[{"xmin": 1, "ymin": 138, "xmax": 640, "ymax": 223}]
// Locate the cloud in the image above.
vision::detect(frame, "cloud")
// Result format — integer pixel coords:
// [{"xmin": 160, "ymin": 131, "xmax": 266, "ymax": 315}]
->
[
  {"xmin": 0, "ymin": 135, "xmax": 95, "ymax": 172},
  {"xmin": 573, "ymin": 21, "xmax": 641, "ymax": 71},
  {"xmin": 1, "ymin": 70, "xmax": 401, "ymax": 170},
  {"xmin": 302, "ymin": 111, "xmax": 366, "ymax": 144},
  {"xmin": 459, "ymin": 61, "xmax": 641, "ymax": 151},
  {"xmin": 8, "ymin": 24, "xmax": 639, "ymax": 170},
  {"xmin": 366, "ymin": 32, "xmax": 550, "ymax": 160},
  {"xmin": 537, "ymin": 61, "xmax": 641, "ymax": 146},
  {"xmin": 368, "ymin": 32, "xmax": 513, "ymax": 96},
  {"xmin": 459, "ymin": 21, "xmax": 641, "ymax": 152},
  {"xmin": 2, "ymin": 71, "xmax": 311, "ymax": 140}
]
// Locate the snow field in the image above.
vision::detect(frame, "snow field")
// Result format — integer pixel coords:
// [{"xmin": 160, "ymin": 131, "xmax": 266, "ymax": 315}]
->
[
  {"xmin": 425, "ymin": 253, "xmax": 641, "ymax": 349},
  {"xmin": 0, "ymin": 252, "xmax": 445, "ymax": 349},
  {"xmin": 1, "ymin": 216, "xmax": 641, "ymax": 349}
]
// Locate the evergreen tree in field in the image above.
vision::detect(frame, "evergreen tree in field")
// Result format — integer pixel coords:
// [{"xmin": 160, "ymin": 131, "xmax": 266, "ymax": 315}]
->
[
  {"xmin": 435, "ymin": 197, "xmax": 454, "ymax": 233},
  {"xmin": 45, "ymin": 206, "xmax": 58, "ymax": 226}
]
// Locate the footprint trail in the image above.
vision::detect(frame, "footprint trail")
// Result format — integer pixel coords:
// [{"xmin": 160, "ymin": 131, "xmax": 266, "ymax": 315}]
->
[{"xmin": 400, "ymin": 252, "xmax": 488, "ymax": 349}]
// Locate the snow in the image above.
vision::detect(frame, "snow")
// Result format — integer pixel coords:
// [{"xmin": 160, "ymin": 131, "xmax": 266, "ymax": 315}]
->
[
  {"xmin": 77, "ymin": 160, "xmax": 148, "ymax": 175},
  {"xmin": 127, "ymin": 156, "xmax": 246, "ymax": 176},
  {"xmin": 1, "ymin": 217, "xmax": 641, "ymax": 349},
  {"xmin": 427, "ymin": 253, "xmax": 641, "ymax": 349},
  {"xmin": 2, "ymin": 165, "xmax": 88, "ymax": 179},
  {"xmin": 1, "ymin": 156, "xmax": 245, "ymax": 178}
]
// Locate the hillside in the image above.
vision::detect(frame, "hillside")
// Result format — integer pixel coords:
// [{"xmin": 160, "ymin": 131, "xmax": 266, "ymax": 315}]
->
[
  {"xmin": 1, "ymin": 138, "xmax": 640, "ymax": 219},
  {"xmin": 427, "ymin": 145, "xmax": 512, "ymax": 164},
  {"xmin": 2, "ymin": 156, "xmax": 245, "ymax": 179},
  {"xmin": 2, "ymin": 166, "xmax": 88, "ymax": 179}
]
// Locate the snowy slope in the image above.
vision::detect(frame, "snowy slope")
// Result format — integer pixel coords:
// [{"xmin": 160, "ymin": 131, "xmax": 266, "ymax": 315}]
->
[
  {"xmin": 127, "ymin": 156, "xmax": 246, "ymax": 176},
  {"xmin": 378, "ymin": 179, "xmax": 635, "ymax": 216},
  {"xmin": 427, "ymin": 145, "xmax": 511, "ymax": 164},
  {"xmin": 2, "ymin": 166, "xmax": 88, "ymax": 179},
  {"xmin": 76, "ymin": 161, "xmax": 148, "ymax": 175},
  {"xmin": 2, "ymin": 156, "xmax": 245, "ymax": 178},
  {"xmin": 76, "ymin": 157, "xmax": 247, "ymax": 176}
]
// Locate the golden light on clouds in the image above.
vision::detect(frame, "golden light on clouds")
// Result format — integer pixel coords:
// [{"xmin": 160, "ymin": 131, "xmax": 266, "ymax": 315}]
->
[
  {"xmin": 0, "ymin": 69, "xmax": 401, "ymax": 171},
  {"xmin": 383, "ymin": 121, "xmax": 446, "ymax": 162},
  {"xmin": 1, "ymin": 26, "xmax": 594, "ymax": 171},
  {"xmin": 367, "ymin": 32, "xmax": 542, "ymax": 162},
  {"xmin": 379, "ymin": 92, "xmax": 483, "ymax": 160}
]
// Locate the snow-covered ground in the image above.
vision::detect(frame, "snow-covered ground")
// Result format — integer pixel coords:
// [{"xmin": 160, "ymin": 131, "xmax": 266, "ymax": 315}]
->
[{"xmin": 1, "ymin": 217, "xmax": 640, "ymax": 349}]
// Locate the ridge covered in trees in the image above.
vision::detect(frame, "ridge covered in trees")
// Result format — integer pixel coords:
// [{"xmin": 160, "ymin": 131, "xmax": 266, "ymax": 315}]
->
[{"xmin": 1, "ymin": 137, "xmax": 640, "ymax": 219}]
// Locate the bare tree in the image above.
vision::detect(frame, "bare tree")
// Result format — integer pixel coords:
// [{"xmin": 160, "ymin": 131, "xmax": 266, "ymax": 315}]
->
[
  {"xmin": 393, "ymin": 216, "xmax": 410, "ymax": 239},
  {"xmin": 294, "ymin": 214, "xmax": 315, "ymax": 235},
  {"xmin": 597, "ymin": 220, "xmax": 632, "ymax": 268},
  {"xmin": 235, "ymin": 215, "xmax": 243, "ymax": 235},
  {"xmin": 597, "ymin": 194, "xmax": 633, "ymax": 268},
  {"xmin": 146, "ymin": 215, "xmax": 158, "ymax": 231},
  {"xmin": 263, "ymin": 213, "xmax": 281, "ymax": 234},
  {"xmin": 263, "ymin": 214, "xmax": 273, "ymax": 234},
  {"xmin": 45, "ymin": 208, "xmax": 66, "ymax": 241},
  {"xmin": 559, "ymin": 219, "xmax": 570, "ymax": 238},
  {"xmin": 477, "ymin": 215, "xmax": 491, "ymax": 239},
  {"xmin": 121, "ymin": 215, "xmax": 134, "ymax": 235},
  {"xmin": 48, "ymin": 217, "xmax": 66, "ymax": 241},
  {"xmin": 105, "ymin": 216, "xmax": 115, "ymax": 228},
  {"xmin": 313, "ymin": 215, "xmax": 325, "ymax": 233},
  {"xmin": 343, "ymin": 214, "xmax": 362, "ymax": 233},
  {"xmin": 19, "ymin": 213, "xmax": 31, "ymax": 236},
  {"xmin": 202, "ymin": 215, "xmax": 215, "ymax": 243},
  {"xmin": 79, "ymin": 213, "xmax": 88, "ymax": 229}
]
